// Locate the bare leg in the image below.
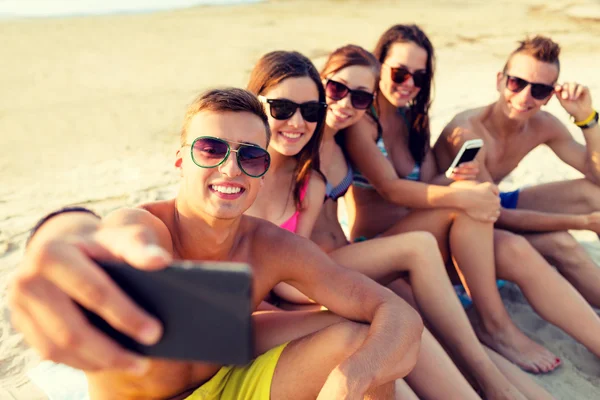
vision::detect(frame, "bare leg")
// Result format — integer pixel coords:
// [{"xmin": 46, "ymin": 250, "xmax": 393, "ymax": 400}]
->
[
  {"xmin": 524, "ymin": 231, "xmax": 600, "ymax": 308},
  {"xmin": 375, "ymin": 208, "xmax": 557, "ymax": 373},
  {"xmin": 388, "ymin": 280, "xmax": 555, "ymax": 400},
  {"xmin": 517, "ymin": 179, "xmax": 600, "ymax": 214},
  {"xmin": 331, "ymin": 231, "xmax": 525, "ymax": 398},
  {"xmin": 484, "ymin": 347, "xmax": 555, "ymax": 400},
  {"xmin": 394, "ymin": 380, "xmax": 420, "ymax": 400},
  {"xmin": 405, "ymin": 328, "xmax": 481, "ymax": 400},
  {"xmin": 494, "ymin": 230, "xmax": 600, "ymax": 359},
  {"xmin": 256, "ymin": 310, "xmax": 484, "ymax": 399},
  {"xmin": 270, "ymin": 320, "xmax": 400, "ymax": 399}
]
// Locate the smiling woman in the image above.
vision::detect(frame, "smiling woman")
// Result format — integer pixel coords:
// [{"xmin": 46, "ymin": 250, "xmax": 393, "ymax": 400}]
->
[{"xmin": 0, "ymin": 0, "xmax": 262, "ymax": 18}]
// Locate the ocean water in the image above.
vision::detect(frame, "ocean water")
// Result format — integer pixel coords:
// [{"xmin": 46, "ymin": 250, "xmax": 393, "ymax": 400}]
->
[{"xmin": 0, "ymin": 0, "xmax": 262, "ymax": 18}]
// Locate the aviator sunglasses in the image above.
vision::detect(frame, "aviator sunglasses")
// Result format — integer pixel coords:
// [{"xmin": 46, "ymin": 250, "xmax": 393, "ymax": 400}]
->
[
  {"xmin": 505, "ymin": 75, "xmax": 555, "ymax": 100},
  {"xmin": 258, "ymin": 95, "xmax": 327, "ymax": 123},
  {"xmin": 182, "ymin": 136, "xmax": 271, "ymax": 178},
  {"xmin": 385, "ymin": 64, "xmax": 428, "ymax": 88},
  {"xmin": 325, "ymin": 79, "xmax": 375, "ymax": 110}
]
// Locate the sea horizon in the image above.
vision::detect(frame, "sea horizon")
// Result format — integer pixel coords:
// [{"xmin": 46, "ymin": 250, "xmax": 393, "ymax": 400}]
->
[{"xmin": 0, "ymin": 0, "xmax": 263, "ymax": 19}]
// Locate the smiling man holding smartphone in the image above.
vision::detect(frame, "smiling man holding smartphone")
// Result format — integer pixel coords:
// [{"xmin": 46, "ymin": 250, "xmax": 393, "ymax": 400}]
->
[
  {"xmin": 434, "ymin": 35, "xmax": 600, "ymax": 309},
  {"xmin": 9, "ymin": 88, "xmax": 422, "ymax": 400}
]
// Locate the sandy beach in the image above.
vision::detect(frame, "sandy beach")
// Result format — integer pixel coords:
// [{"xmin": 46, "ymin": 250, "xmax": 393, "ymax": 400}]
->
[{"xmin": 1, "ymin": 0, "xmax": 600, "ymax": 398}]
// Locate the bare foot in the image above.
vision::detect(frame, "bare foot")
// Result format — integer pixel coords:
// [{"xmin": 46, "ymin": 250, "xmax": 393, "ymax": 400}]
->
[{"xmin": 474, "ymin": 319, "xmax": 560, "ymax": 374}]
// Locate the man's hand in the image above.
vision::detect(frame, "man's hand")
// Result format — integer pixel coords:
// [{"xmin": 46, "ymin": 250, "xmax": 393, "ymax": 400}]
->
[
  {"xmin": 446, "ymin": 161, "xmax": 479, "ymax": 181},
  {"xmin": 8, "ymin": 226, "xmax": 171, "ymax": 374},
  {"xmin": 555, "ymin": 82, "xmax": 594, "ymax": 122},
  {"xmin": 317, "ymin": 366, "xmax": 365, "ymax": 400},
  {"xmin": 583, "ymin": 211, "xmax": 600, "ymax": 234}
]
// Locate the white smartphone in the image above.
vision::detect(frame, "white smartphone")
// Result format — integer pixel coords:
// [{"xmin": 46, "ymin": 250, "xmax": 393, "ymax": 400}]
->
[{"xmin": 445, "ymin": 139, "xmax": 483, "ymax": 178}]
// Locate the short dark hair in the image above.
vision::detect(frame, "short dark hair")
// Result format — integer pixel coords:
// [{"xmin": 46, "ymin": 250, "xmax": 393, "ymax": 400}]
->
[
  {"xmin": 180, "ymin": 87, "xmax": 271, "ymax": 147},
  {"xmin": 503, "ymin": 35, "xmax": 561, "ymax": 74}
]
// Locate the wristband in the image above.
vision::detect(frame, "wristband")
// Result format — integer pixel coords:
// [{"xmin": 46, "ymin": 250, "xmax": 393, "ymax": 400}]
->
[
  {"xmin": 26, "ymin": 206, "xmax": 100, "ymax": 247},
  {"xmin": 573, "ymin": 110, "xmax": 598, "ymax": 128}
]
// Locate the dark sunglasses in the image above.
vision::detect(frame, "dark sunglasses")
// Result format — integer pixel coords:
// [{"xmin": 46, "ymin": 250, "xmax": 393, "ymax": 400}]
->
[
  {"xmin": 325, "ymin": 79, "xmax": 374, "ymax": 110},
  {"xmin": 505, "ymin": 75, "xmax": 555, "ymax": 100},
  {"xmin": 182, "ymin": 136, "xmax": 271, "ymax": 178},
  {"xmin": 386, "ymin": 64, "xmax": 428, "ymax": 88},
  {"xmin": 258, "ymin": 96, "xmax": 327, "ymax": 123}
]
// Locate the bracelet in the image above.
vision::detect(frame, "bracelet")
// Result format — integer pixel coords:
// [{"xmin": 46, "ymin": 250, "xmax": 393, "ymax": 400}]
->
[
  {"xmin": 578, "ymin": 111, "xmax": 599, "ymax": 130},
  {"xmin": 574, "ymin": 110, "xmax": 598, "ymax": 127},
  {"xmin": 26, "ymin": 206, "xmax": 100, "ymax": 247}
]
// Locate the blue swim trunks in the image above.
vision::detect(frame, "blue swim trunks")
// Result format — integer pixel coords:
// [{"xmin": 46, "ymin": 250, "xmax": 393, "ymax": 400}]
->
[{"xmin": 499, "ymin": 189, "xmax": 520, "ymax": 209}]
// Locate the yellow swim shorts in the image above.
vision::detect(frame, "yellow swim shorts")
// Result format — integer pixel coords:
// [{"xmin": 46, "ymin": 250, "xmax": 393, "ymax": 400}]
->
[{"xmin": 185, "ymin": 342, "xmax": 288, "ymax": 400}]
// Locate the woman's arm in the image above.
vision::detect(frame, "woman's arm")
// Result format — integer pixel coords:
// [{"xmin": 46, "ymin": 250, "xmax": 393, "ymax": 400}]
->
[
  {"xmin": 344, "ymin": 119, "xmax": 498, "ymax": 217},
  {"xmin": 295, "ymin": 173, "xmax": 327, "ymax": 238}
]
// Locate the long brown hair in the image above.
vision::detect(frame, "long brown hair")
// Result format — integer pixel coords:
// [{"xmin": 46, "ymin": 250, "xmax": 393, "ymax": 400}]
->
[
  {"xmin": 374, "ymin": 24, "xmax": 435, "ymax": 165},
  {"xmin": 320, "ymin": 44, "xmax": 380, "ymax": 83},
  {"xmin": 247, "ymin": 51, "xmax": 326, "ymax": 209}
]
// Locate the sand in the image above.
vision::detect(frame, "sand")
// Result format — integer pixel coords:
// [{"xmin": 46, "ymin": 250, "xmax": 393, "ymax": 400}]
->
[{"xmin": 1, "ymin": 0, "xmax": 599, "ymax": 398}]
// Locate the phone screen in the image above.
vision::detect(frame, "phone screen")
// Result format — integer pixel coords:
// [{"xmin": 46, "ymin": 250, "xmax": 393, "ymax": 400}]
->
[{"xmin": 457, "ymin": 147, "xmax": 480, "ymax": 165}]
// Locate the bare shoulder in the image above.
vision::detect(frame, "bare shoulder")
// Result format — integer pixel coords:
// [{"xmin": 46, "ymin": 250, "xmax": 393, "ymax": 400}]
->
[
  {"xmin": 437, "ymin": 106, "xmax": 487, "ymax": 150},
  {"xmin": 531, "ymin": 110, "xmax": 571, "ymax": 141},
  {"xmin": 446, "ymin": 107, "xmax": 487, "ymax": 133},
  {"xmin": 103, "ymin": 200, "xmax": 174, "ymax": 251}
]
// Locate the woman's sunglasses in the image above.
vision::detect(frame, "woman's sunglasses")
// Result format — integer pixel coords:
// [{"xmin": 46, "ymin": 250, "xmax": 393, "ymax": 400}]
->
[
  {"xmin": 258, "ymin": 95, "xmax": 327, "ymax": 123},
  {"xmin": 325, "ymin": 79, "xmax": 374, "ymax": 110},
  {"xmin": 182, "ymin": 136, "xmax": 271, "ymax": 178},
  {"xmin": 505, "ymin": 75, "xmax": 555, "ymax": 100},
  {"xmin": 385, "ymin": 64, "xmax": 428, "ymax": 88}
]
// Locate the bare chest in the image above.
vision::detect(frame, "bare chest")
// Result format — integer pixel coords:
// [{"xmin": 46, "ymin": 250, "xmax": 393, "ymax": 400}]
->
[{"xmin": 484, "ymin": 135, "xmax": 541, "ymax": 182}]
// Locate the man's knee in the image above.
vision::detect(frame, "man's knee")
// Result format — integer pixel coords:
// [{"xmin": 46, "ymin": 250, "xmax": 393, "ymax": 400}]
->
[
  {"xmin": 540, "ymin": 232, "xmax": 593, "ymax": 270},
  {"xmin": 495, "ymin": 232, "xmax": 542, "ymax": 279},
  {"xmin": 543, "ymin": 231, "xmax": 580, "ymax": 254},
  {"xmin": 577, "ymin": 179, "xmax": 600, "ymax": 210},
  {"xmin": 334, "ymin": 320, "xmax": 370, "ymax": 351}
]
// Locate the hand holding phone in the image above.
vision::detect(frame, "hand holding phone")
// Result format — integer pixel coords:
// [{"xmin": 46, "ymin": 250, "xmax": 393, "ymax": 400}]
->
[
  {"xmin": 83, "ymin": 260, "xmax": 254, "ymax": 365},
  {"xmin": 445, "ymin": 139, "xmax": 483, "ymax": 179}
]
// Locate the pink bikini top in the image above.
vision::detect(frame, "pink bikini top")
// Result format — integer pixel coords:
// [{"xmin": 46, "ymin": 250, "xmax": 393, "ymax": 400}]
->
[{"xmin": 279, "ymin": 179, "xmax": 309, "ymax": 234}]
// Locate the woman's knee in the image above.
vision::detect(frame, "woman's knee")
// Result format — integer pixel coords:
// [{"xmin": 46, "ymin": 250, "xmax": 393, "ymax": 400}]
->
[{"xmin": 399, "ymin": 232, "xmax": 445, "ymax": 270}]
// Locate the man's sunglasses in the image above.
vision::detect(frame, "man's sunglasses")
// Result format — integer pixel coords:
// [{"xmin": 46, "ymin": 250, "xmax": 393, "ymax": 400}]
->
[
  {"xmin": 385, "ymin": 64, "xmax": 428, "ymax": 88},
  {"xmin": 325, "ymin": 79, "xmax": 374, "ymax": 110},
  {"xmin": 505, "ymin": 75, "xmax": 555, "ymax": 100},
  {"xmin": 182, "ymin": 136, "xmax": 271, "ymax": 178},
  {"xmin": 258, "ymin": 95, "xmax": 327, "ymax": 123}
]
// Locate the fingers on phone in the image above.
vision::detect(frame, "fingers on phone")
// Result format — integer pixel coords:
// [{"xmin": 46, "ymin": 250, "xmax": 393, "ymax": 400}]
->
[
  {"xmin": 11, "ymin": 279, "xmax": 150, "ymax": 374},
  {"xmin": 93, "ymin": 226, "xmax": 171, "ymax": 269},
  {"xmin": 35, "ymin": 241, "xmax": 163, "ymax": 345}
]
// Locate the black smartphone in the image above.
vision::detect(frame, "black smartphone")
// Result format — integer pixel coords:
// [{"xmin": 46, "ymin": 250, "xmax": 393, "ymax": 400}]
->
[
  {"xmin": 445, "ymin": 139, "xmax": 484, "ymax": 178},
  {"xmin": 81, "ymin": 260, "xmax": 254, "ymax": 365}
]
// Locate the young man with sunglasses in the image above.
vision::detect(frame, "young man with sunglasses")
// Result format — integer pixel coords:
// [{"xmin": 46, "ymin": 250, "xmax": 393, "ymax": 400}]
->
[
  {"xmin": 434, "ymin": 35, "xmax": 600, "ymax": 308},
  {"xmin": 9, "ymin": 87, "xmax": 422, "ymax": 400}
]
